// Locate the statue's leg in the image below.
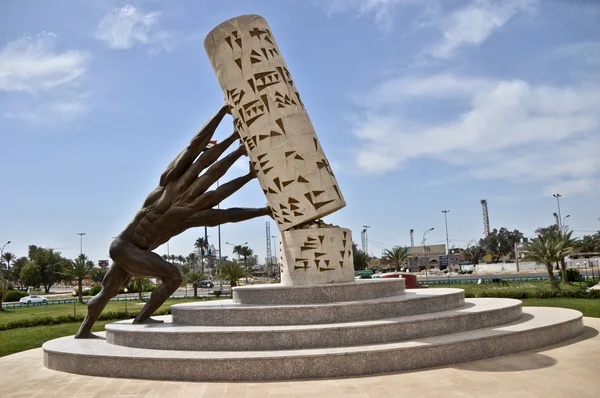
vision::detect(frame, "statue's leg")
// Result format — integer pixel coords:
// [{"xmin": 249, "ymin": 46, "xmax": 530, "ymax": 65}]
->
[
  {"xmin": 75, "ymin": 263, "xmax": 130, "ymax": 339},
  {"xmin": 109, "ymin": 238, "xmax": 182, "ymax": 324}
]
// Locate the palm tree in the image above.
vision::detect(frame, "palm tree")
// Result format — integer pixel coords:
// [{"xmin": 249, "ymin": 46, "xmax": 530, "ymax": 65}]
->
[
  {"xmin": 195, "ymin": 237, "xmax": 209, "ymax": 276},
  {"xmin": 381, "ymin": 246, "xmax": 408, "ymax": 271},
  {"xmin": 185, "ymin": 270, "xmax": 204, "ymax": 297},
  {"xmin": 0, "ymin": 276, "xmax": 10, "ymax": 311},
  {"xmin": 63, "ymin": 254, "xmax": 94, "ymax": 303},
  {"xmin": 218, "ymin": 261, "xmax": 248, "ymax": 287},
  {"xmin": 233, "ymin": 245, "xmax": 254, "ymax": 271},
  {"xmin": 526, "ymin": 229, "xmax": 576, "ymax": 290},
  {"xmin": 1, "ymin": 252, "xmax": 15, "ymax": 276}
]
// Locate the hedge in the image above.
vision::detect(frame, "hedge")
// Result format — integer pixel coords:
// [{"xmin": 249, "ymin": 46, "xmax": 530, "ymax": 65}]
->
[
  {"xmin": 0, "ymin": 308, "xmax": 172, "ymax": 331},
  {"xmin": 465, "ymin": 288, "xmax": 600, "ymax": 300},
  {"xmin": 4, "ymin": 290, "xmax": 28, "ymax": 302}
]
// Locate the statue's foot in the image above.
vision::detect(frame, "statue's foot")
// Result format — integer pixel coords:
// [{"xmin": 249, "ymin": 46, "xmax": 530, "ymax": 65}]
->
[
  {"xmin": 74, "ymin": 331, "xmax": 102, "ymax": 339},
  {"xmin": 132, "ymin": 317, "xmax": 164, "ymax": 325}
]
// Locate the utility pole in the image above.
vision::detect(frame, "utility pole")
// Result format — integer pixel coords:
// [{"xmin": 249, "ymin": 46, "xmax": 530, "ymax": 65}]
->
[
  {"xmin": 77, "ymin": 233, "xmax": 86, "ymax": 256},
  {"xmin": 422, "ymin": 228, "xmax": 434, "ymax": 284},
  {"xmin": 217, "ymin": 180, "xmax": 222, "ymax": 267},
  {"xmin": 441, "ymin": 210, "xmax": 450, "ymax": 271},
  {"xmin": 272, "ymin": 235, "xmax": 278, "ymax": 279}
]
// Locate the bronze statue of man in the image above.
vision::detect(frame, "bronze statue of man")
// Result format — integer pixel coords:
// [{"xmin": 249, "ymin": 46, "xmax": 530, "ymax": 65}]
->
[{"xmin": 76, "ymin": 104, "xmax": 271, "ymax": 338}]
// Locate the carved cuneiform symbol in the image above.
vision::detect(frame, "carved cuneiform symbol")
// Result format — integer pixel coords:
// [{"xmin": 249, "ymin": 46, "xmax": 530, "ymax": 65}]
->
[
  {"xmin": 276, "ymin": 66, "xmax": 293, "ymax": 87},
  {"xmin": 333, "ymin": 185, "xmax": 343, "ymax": 201},
  {"xmin": 227, "ymin": 88, "xmax": 245, "ymax": 106},
  {"xmin": 249, "ymin": 27, "xmax": 274, "ymax": 46},
  {"xmin": 253, "ymin": 71, "xmax": 280, "ymax": 92},
  {"xmin": 297, "ymin": 175, "xmax": 309, "ymax": 183},
  {"xmin": 224, "ymin": 31, "xmax": 243, "ymax": 50},
  {"xmin": 274, "ymin": 91, "xmax": 297, "ymax": 109}
]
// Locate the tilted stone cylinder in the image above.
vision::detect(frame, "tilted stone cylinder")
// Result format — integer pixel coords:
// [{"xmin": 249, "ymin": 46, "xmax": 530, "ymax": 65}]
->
[
  {"xmin": 204, "ymin": 15, "xmax": 346, "ymax": 232},
  {"xmin": 279, "ymin": 227, "xmax": 354, "ymax": 286}
]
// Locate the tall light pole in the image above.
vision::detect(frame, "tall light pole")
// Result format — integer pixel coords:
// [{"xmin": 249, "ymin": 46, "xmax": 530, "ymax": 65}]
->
[
  {"xmin": 77, "ymin": 233, "xmax": 85, "ymax": 256},
  {"xmin": 553, "ymin": 194, "xmax": 563, "ymax": 229},
  {"xmin": 422, "ymin": 228, "xmax": 434, "ymax": 284},
  {"xmin": 1, "ymin": 241, "xmax": 10, "ymax": 269},
  {"xmin": 362, "ymin": 225, "xmax": 370, "ymax": 255},
  {"xmin": 272, "ymin": 235, "xmax": 278, "ymax": 279},
  {"xmin": 441, "ymin": 210, "xmax": 450, "ymax": 271}
]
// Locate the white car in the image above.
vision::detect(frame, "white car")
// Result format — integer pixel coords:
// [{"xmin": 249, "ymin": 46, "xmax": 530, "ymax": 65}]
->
[{"xmin": 19, "ymin": 295, "xmax": 48, "ymax": 304}]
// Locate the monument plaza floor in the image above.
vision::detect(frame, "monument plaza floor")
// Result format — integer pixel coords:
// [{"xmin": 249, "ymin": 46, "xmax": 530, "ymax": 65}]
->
[{"xmin": 1, "ymin": 316, "xmax": 599, "ymax": 398}]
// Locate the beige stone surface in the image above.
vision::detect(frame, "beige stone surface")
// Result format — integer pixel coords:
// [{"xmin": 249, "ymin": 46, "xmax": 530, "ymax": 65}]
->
[
  {"xmin": 3, "ymin": 317, "xmax": 600, "ymax": 397},
  {"xmin": 280, "ymin": 227, "xmax": 354, "ymax": 285},
  {"xmin": 204, "ymin": 15, "xmax": 345, "ymax": 231}
]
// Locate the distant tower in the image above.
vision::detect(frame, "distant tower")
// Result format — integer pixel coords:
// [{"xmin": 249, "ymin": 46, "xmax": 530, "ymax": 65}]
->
[
  {"xmin": 266, "ymin": 222, "xmax": 272, "ymax": 272},
  {"xmin": 481, "ymin": 200, "xmax": 490, "ymax": 236},
  {"xmin": 410, "ymin": 229, "xmax": 414, "ymax": 247}
]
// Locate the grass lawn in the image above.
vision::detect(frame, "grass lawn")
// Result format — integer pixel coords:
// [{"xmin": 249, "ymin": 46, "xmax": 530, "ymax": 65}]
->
[
  {"xmin": 0, "ymin": 297, "xmax": 207, "ymax": 327},
  {"xmin": 521, "ymin": 298, "xmax": 600, "ymax": 318},
  {"xmin": 0, "ymin": 321, "xmax": 112, "ymax": 358}
]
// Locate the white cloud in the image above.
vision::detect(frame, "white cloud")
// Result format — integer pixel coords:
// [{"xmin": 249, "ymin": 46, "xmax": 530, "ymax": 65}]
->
[
  {"xmin": 318, "ymin": 0, "xmax": 424, "ymax": 30},
  {"xmin": 319, "ymin": 0, "xmax": 536, "ymax": 57},
  {"xmin": 95, "ymin": 5, "xmax": 172, "ymax": 54},
  {"xmin": 0, "ymin": 32, "xmax": 91, "ymax": 127},
  {"xmin": 352, "ymin": 73, "xmax": 600, "ymax": 196},
  {"xmin": 5, "ymin": 97, "xmax": 88, "ymax": 126},
  {"xmin": 0, "ymin": 32, "xmax": 90, "ymax": 93},
  {"xmin": 427, "ymin": 0, "xmax": 536, "ymax": 59}
]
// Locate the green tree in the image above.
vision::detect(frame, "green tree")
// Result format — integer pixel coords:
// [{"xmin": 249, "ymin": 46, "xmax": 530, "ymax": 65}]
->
[
  {"xmin": 0, "ymin": 277, "xmax": 10, "ymax": 311},
  {"xmin": 218, "ymin": 261, "xmax": 248, "ymax": 287},
  {"xmin": 381, "ymin": 246, "xmax": 408, "ymax": 271},
  {"xmin": 352, "ymin": 243, "xmax": 369, "ymax": 271},
  {"xmin": 89, "ymin": 266, "xmax": 108, "ymax": 283},
  {"xmin": 8, "ymin": 256, "xmax": 28, "ymax": 284},
  {"xmin": 28, "ymin": 246, "xmax": 66, "ymax": 293},
  {"xmin": 480, "ymin": 228, "xmax": 524, "ymax": 263},
  {"xmin": 465, "ymin": 241, "xmax": 486, "ymax": 265},
  {"xmin": 20, "ymin": 262, "xmax": 41, "ymax": 288},
  {"xmin": 131, "ymin": 277, "xmax": 150, "ymax": 301},
  {"xmin": 195, "ymin": 237, "xmax": 209, "ymax": 275},
  {"xmin": 526, "ymin": 229, "xmax": 576, "ymax": 290},
  {"xmin": 577, "ymin": 232, "xmax": 600, "ymax": 253},
  {"xmin": 63, "ymin": 254, "xmax": 94, "ymax": 303}
]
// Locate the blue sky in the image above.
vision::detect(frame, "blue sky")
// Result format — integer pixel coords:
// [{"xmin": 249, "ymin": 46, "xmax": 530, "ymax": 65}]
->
[{"xmin": 1, "ymin": 0, "xmax": 599, "ymax": 264}]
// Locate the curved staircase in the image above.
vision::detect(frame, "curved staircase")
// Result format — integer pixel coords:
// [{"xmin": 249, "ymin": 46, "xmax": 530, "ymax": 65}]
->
[{"xmin": 43, "ymin": 280, "xmax": 583, "ymax": 381}]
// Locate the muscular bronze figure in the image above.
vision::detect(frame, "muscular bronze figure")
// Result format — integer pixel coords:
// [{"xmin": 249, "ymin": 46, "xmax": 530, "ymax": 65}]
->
[{"xmin": 75, "ymin": 104, "xmax": 271, "ymax": 338}]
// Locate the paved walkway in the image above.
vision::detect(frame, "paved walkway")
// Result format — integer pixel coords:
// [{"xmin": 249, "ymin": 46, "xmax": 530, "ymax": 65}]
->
[{"xmin": 2, "ymin": 317, "xmax": 600, "ymax": 397}]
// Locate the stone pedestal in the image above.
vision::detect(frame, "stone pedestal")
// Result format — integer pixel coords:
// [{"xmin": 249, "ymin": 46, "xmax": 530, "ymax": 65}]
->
[{"xmin": 279, "ymin": 227, "xmax": 353, "ymax": 285}]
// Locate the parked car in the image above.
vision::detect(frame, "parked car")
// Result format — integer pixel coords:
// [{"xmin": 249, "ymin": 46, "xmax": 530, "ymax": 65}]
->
[
  {"xmin": 19, "ymin": 295, "xmax": 48, "ymax": 304},
  {"xmin": 197, "ymin": 281, "xmax": 214, "ymax": 289}
]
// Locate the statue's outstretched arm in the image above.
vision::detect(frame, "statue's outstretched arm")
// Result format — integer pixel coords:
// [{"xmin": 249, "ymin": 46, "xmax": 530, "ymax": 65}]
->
[
  {"xmin": 159, "ymin": 103, "xmax": 229, "ymax": 187},
  {"xmin": 186, "ymin": 144, "xmax": 247, "ymax": 199},
  {"xmin": 190, "ymin": 168, "xmax": 255, "ymax": 209},
  {"xmin": 183, "ymin": 207, "xmax": 272, "ymax": 229},
  {"xmin": 179, "ymin": 130, "xmax": 240, "ymax": 188}
]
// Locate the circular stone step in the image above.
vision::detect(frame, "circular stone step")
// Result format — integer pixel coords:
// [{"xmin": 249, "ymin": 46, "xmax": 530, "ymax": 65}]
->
[
  {"xmin": 43, "ymin": 307, "xmax": 584, "ymax": 382},
  {"xmin": 232, "ymin": 279, "xmax": 405, "ymax": 305},
  {"xmin": 171, "ymin": 288, "xmax": 465, "ymax": 326},
  {"xmin": 106, "ymin": 298, "xmax": 522, "ymax": 351}
]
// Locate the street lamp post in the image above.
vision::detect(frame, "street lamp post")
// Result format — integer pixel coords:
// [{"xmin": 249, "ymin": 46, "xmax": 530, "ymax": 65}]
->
[
  {"xmin": 422, "ymin": 228, "xmax": 434, "ymax": 284},
  {"xmin": 1, "ymin": 241, "xmax": 10, "ymax": 269},
  {"xmin": 441, "ymin": 210, "xmax": 450, "ymax": 270},
  {"xmin": 562, "ymin": 214, "xmax": 570, "ymax": 228},
  {"xmin": 553, "ymin": 194, "xmax": 563, "ymax": 229},
  {"xmin": 77, "ymin": 233, "xmax": 85, "ymax": 256}
]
